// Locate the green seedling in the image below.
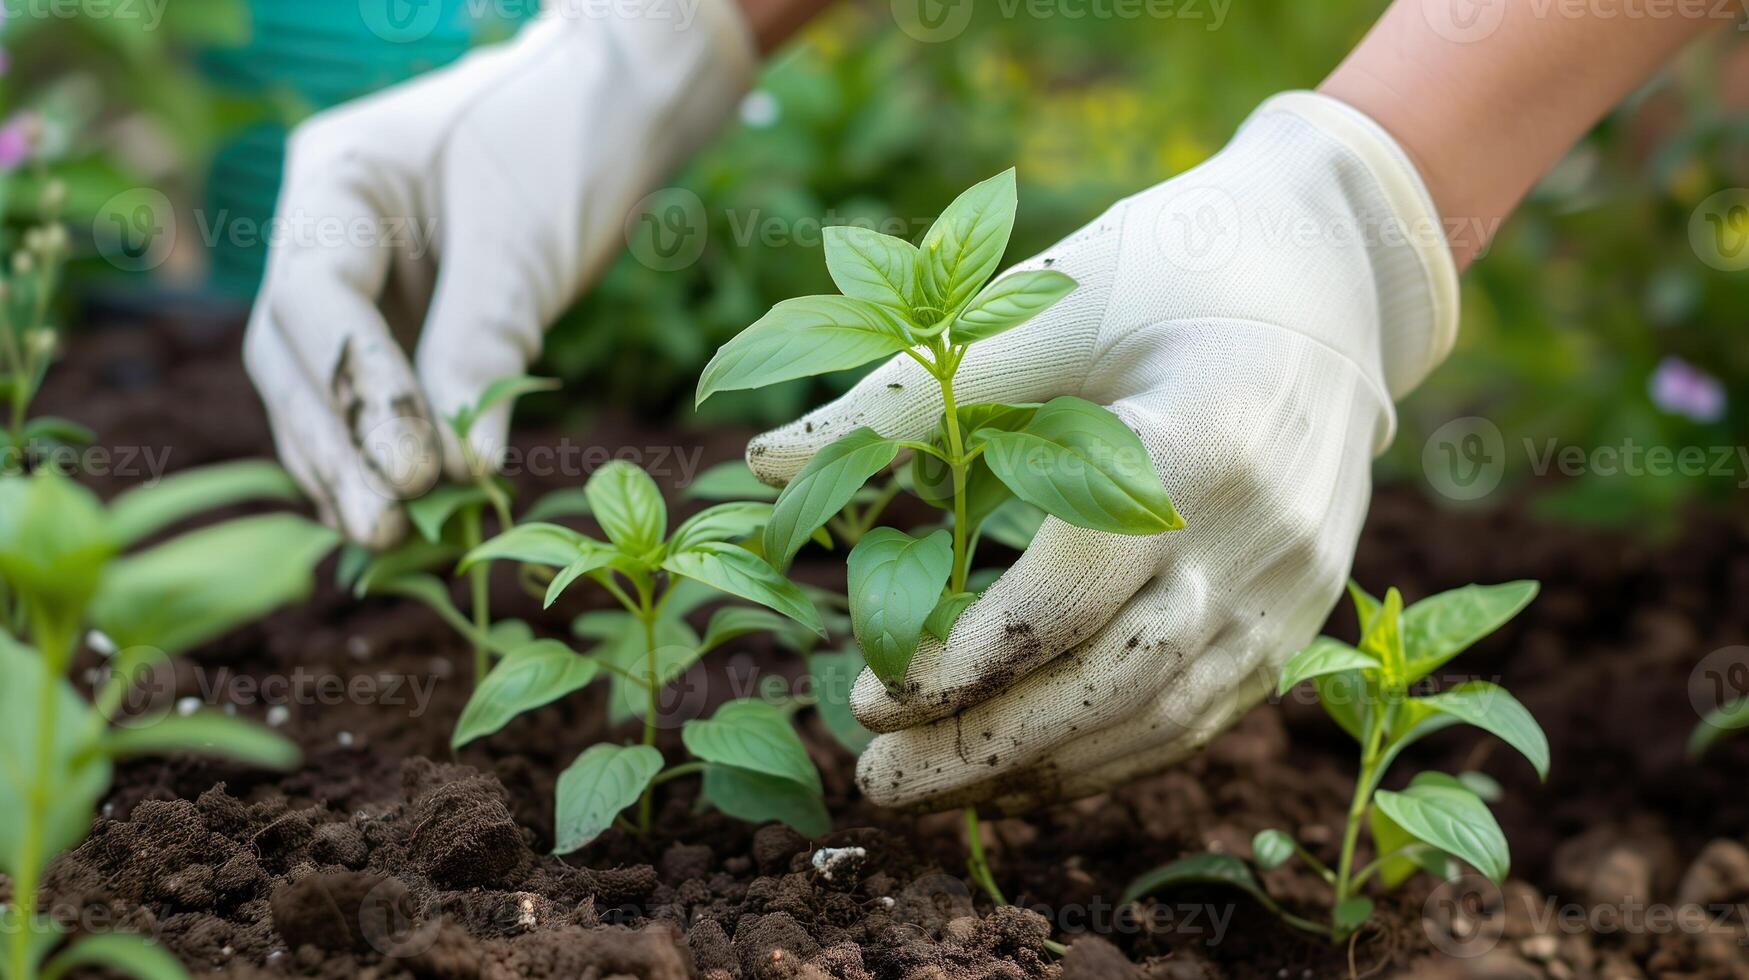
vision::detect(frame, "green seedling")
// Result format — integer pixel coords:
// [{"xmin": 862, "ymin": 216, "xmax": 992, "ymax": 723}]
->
[
  {"xmin": 697, "ymin": 168, "xmax": 1182, "ymax": 911},
  {"xmin": 460, "ymin": 460, "xmax": 833, "ymax": 849},
  {"xmin": 0, "ymin": 180, "xmax": 94, "ymax": 469},
  {"xmin": 0, "ymin": 463, "xmax": 337, "ymax": 980},
  {"xmin": 1124, "ymin": 580, "xmax": 1546, "ymax": 943},
  {"xmin": 1689, "ymin": 694, "xmax": 1749, "ymax": 760}
]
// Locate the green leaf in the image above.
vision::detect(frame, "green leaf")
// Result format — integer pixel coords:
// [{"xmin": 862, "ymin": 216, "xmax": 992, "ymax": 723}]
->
[
  {"xmin": 1360, "ymin": 587, "xmax": 1407, "ymax": 683},
  {"xmin": 40, "ymin": 931, "xmax": 190, "ymax": 980},
  {"xmin": 1373, "ymin": 772, "xmax": 1509, "ymax": 884},
  {"xmin": 91, "ymin": 514, "xmax": 338, "ymax": 655},
  {"xmin": 977, "ymin": 397, "xmax": 1181, "ymax": 535},
  {"xmin": 543, "ymin": 541, "xmax": 624, "ymax": 608},
  {"xmin": 923, "ymin": 591, "xmax": 977, "ymax": 641},
  {"xmin": 1347, "ymin": 580, "xmax": 1381, "ymax": 629},
  {"xmin": 406, "ymin": 484, "xmax": 489, "ymax": 543},
  {"xmin": 1364, "ymin": 714, "xmax": 1464, "ymax": 798},
  {"xmin": 1334, "ymin": 897, "xmax": 1374, "ymax": 932},
  {"xmin": 353, "ymin": 538, "xmax": 462, "ymax": 597},
  {"xmin": 696, "ymin": 296, "xmax": 912, "ymax": 406},
  {"xmin": 586, "ymin": 461, "xmax": 667, "ymax": 556},
  {"xmin": 848, "ymin": 528, "xmax": 953, "ymax": 685},
  {"xmin": 552, "ymin": 744, "xmax": 664, "ymax": 854},
  {"xmin": 105, "ymin": 460, "xmax": 301, "ymax": 547},
  {"xmin": 22, "ymin": 415, "xmax": 95, "ymax": 447},
  {"xmin": 911, "ymin": 404, "xmax": 1036, "ymax": 539},
  {"xmin": 452, "ymin": 640, "xmax": 601, "ymax": 748},
  {"xmin": 1689, "ymin": 695, "xmax": 1749, "ymax": 759},
  {"xmin": 700, "ymin": 764, "xmax": 830, "ymax": 837},
  {"xmin": 919, "ymin": 168, "xmax": 1017, "ymax": 313},
  {"xmin": 763, "ymin": 427, "xmax": 900, "ymax": 569},
  {"xmin": 978, "ymin": 498, "xmax": 1046, "ymax": 551},
  {"xmin": 663, "ymin": 542, "xmax": 825, "ymax": 637},
  {"xmin": 0, "ymin": 471, "xmax": 115, "ymax": 620},
  {"xmin": 1251, "ymin": 829, "xmax": 1295, "ymax": 870},
  {"xmin": 1120, "ymin": 852, "xmax": 1274, "ymax": 908},
  {"xmin": 102, "ymin": 711, "xmax": 299, "ymax": 769},
  {"xmin": 823, "ymin": 225, "xmax": 919, "ymax": 312},
  {"xmin": 683, "ymin": 698, "xmax": 822, "ymax": 793},
  {"xmin": 488, "ymin": 618, "xmax": 536, "ymax": 650},
  {"xmin": 953, "ymin": 269, "xmax": 1077, "ymax": 345},
  {"xmin": 593, "ymin": 617, "xmax": 703, "ymax": 724},
  {"xmin": 1313, "ymin": 671, "xmax": 1368, "ymax": 742},
  {"xmin": 700, "ymin": 605, "xmax": 809, "ymax": 654},
  {"xmin": 1367, "ymin": 804, "xmax": 1421, "ymax": 889},
  {"xmin": 810, "ymin": 649, "xmax": 875, "ymax": 755},
  {"xmin": 669, "ymin": 501, "xmax": 774, "ymax": 554},
  {"xmin": 474, "ymin": 374, "xmax": 561, "ymax": 417},
  {"xmin": 522, "ymin": 487, "xmax": 593, "ymax": 523},
  {"xmin": 460, "ymin": 522, "xmax": 598, "ymax": 571},
  {"xmin": 1401, "ymin": 581, "xmax": 1540, "ymax": 682},
  {"xmin": 1278, "ymin": 638, "xmax": 1378, "ymax": 695},
  {"xmin": 0, "ymin": 634, "xmax": 111, "ymax": 878},
  {"xmin": 684, "ymin": 461, "xmax": 778, "ymax": 502},
  {"xmin": 1458, "ymin": 771, "xmax": 1505, "ymax": 803},
  {"xmin": 1416, "ymin": 681, "xmax": 1550, "ymax": 779}
]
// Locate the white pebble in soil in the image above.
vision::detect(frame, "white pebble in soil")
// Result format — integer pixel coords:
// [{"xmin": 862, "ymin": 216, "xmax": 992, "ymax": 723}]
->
[
  {"xmin": 810, "ymin": 846, "xmax": 867, "ymax": 883},
  {"xmin": 337, "ymin": 730, "xmax": 355, "ymax": 748},
  {"xmin": 176, "ymin": 696, "xmax": 201, "ymax": 716},
  {"xmin": 266, "ymin": 705, "xmax": 290, "ymax": 728}
]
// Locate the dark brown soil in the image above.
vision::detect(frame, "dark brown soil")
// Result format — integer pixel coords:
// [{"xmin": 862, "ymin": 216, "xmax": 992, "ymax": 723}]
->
[{"xmin": 20, "ymin": 315, "xmax": 1749, "ymax": 979}]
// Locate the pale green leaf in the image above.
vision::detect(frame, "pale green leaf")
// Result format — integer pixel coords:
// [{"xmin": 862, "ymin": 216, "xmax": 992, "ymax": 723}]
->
[
  {"xmin": 823, "ymin": 225, "xmax": 919, "ymax": 311},
  {"xmin": 102, "ymin": 711, "xmax": 299, "ymax": 769},
  {"xmin": 406, "ymin": 484, "xmax": 489, "ymax": 543},
  {"xmin": 460, "ymin": 522, "xmax": 598, "ymax": 571},
  {"xmin": 585, "ymin": 461, "xmax": 667, "ymax": 556},
  {"xmin": 107, "ymin": 460, "xmax": 300, "ymax": 547},
  {"xmin": 977, "ymin": 397, "xmax": 1181, "ymax": 535},
  {"xmin": 810, "ymin": 649, "xmax": 875, "ymax": 755},
  {"xmin": 1374, "ymin": 772, "xmax": 1509, "ymax": 884},
  {"xmin": 847, "ymin": 528, "xmax": 953, "ymax": 684},
  {"xmin": 552, "ymin": 744, "xmax": 663, "ymax": 854},
  {"xmin": 952, "ymin": 269, "xmax": 1076, "ymax": 345},
  {"xmin": 696, "ymin": 296, "xmax": 912, "ymax": 406},
  {"xmin": 763, "ymin": 427, "xmax": 899, "ymax": 569},
  {"xmin": 669, "ymin": 501, "xmax": 774, "ymax": 555},
  {"xmin": 1417, "ymin": 681, "xmax": 1550, "ymax": 779},
  {"xmin": 522, "ymin": 487, "xmax": 593, "ymax": 523},
  {"xmin": 40, "ymin": 931, "xmax": 190, "ymax": 980},
  {"xmin": 923, "ymin": 591, "xmax": 976, "ymax": 641},
  {"xmin": 453, "ymin": 640, "xmax": 601, "ymax": 748},
  {"xmin": 1120, "ymin": 852, "xmax": 1274, "ymax": 909},
  {"xmin": 684, "ymin": 461, "xmax": 778, "ymax": 502},
  {"xmin": 1277, "ymin": 638, "xmax": 1378, "ymax": 695},
  {"xmin": 1401, "ymin": 581, "xmax": 1540, "ymax": 682},
  {"xmin": 682, "ymin": 698, "xmax": 821, "ymax": 793},
  {"xmin": 663, "ymin": 542, "xmax": 825, "ymax": 637},
  {"xmin": 919, "ymin": 168, "xmax": 1017, "ymax": 312},
  {"xmin": 1690, "ymin": 695, "xmax": 1749, "ymax": 759},
  {"xmin": 700, "ymin": 764, "xmax": 830, "ymax": 837}
]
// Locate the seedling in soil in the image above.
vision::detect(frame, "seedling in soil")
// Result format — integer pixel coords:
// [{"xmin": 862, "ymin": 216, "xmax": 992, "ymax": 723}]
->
[
  {"xmin": 1124, "ymin": 580, "xmax": 1547, "ymax": 943},
  {"xmin": 1688, "ymin": 694, "xmax": 1749, "ymax": 759},
  {"xmin": 460, "ymin": 460, "xmax": 833, "ymax": 850},
  {"xmin": 0, "ymin": 464, "xmax": 338, "ymax": 980},
  {"xmin": 697, "ymin": 168, "xmax": 1182, "ymax": 907},
  {"xmin": 0, "ymin": 180, "xmax": 95, "ymax": 469}
]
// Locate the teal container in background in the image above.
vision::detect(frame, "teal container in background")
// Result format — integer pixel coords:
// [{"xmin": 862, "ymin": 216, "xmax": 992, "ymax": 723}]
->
[{"xmin": 200, "ymin": 0, "xmax": 535, "ymax": 295}]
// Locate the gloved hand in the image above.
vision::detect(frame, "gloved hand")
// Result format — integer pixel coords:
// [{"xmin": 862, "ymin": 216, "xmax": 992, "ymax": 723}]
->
[
  {"xmin": 748, "ymin": 92, "xmax": 1460, "ymax": 813},
  {"xmin": 244, "ymin": 0, "xmax": 755, "ymax": 548}
]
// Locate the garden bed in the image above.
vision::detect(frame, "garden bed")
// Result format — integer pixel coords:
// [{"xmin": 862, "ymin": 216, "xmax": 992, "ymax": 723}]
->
[{"xmin": 23, "ymin": 315, "xmax": 1749, "ymax": 980}]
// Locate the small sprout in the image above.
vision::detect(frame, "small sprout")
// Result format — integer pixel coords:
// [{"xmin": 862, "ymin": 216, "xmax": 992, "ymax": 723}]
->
[{"xmin": 1123, "ymin": 579, "xmax": 1546, "ymax": 943}]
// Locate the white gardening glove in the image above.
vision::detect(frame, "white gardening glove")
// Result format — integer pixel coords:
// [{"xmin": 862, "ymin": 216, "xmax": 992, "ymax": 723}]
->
[
  {"xmin": 748, "ymin": 92, "xmax": 1461, "ymax": 813},
  {"xmin": 243, "ymin": 0, "xmax": 755, "ymax": 548}
]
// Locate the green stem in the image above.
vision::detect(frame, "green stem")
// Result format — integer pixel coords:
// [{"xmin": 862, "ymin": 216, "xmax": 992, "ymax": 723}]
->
[
  {"xmin": 963, "ymin": 806, "xmax": 1006, "ymax": 906},
  {"xmin": 936, "ymin": 356, "xmax": 972, "ymax": 595},
  {"xmin": 461, "ymin": 504, "xmax": 489, "ymax": 686},
  {"xmin": 650, "ymin": 761, "xmax": 706, "ymax": 786},
  {"xmin": 12, "ymin": 615, "xmax": 71, "ymax": 980},
  {"xmin": 636, "ymin": 582, "xmax": 660, "ymax": 835},
  {"xmin": 1333, "ymin": 714, "xmax": 1388, "ymax": 937}
]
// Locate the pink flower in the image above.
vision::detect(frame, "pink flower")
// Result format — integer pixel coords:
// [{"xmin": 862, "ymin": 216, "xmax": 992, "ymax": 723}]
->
[
  {"xmin": 0, "ymin": 112, "xmax": 34, "ymax": 172},
  {"xmin": 1648, "ymin": 356, "xmax": 1726, "ymax": 424}
]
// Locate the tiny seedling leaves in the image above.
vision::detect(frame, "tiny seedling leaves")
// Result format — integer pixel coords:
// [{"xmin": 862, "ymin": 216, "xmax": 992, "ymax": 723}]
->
[
  {"xmin": 586, "ymin": 460, "xmax": 667, "ymax": 557},
  {"xmin": 668, "ymin": 501, "xmax": 774, "ymax": 555},
  {"xmin": 1401, "ymin": 581, "xmax": 1539, "ymax": 682},
  {"xmin": 1277, "ymin": 638, "xmax": 1378, "ymax": 696},
  {"xmin": 453, "ymin": 640, "xmax": 602, "ymax": 748},
  {"xmin": 1251, "ymin": 829, "xmax": 1295, "ymax": 870},
  {"xmin": 953, "ymin": 269, "xmax": 1077, "ymax": 345},
  {"xmin": 919, "ymin": 168, "xmax": 1018, "ymax": 314},
  {"xmin": 1416, "ymin": 680, "xmax": 1550, "ymax": 779},
  {"xmin": 552, "ymin": 744, "xmax": 664, "ymax": 855},
  {"xmin": 682, "ymin": 698, "xmax": 822, "ymax": 793},
  {"xmin": 1373, "ymin": 772, "xmax": 1509, "ymax": 885},
  {"xmin": 847, "ymin": 528, "xmax": 953, "ymax": 684},
  {"xmin": 976, "ymin": 397, "xmax": 1181, "ymax": 535}
]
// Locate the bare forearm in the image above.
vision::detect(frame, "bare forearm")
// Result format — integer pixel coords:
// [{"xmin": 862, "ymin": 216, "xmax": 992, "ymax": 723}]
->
[
  {"xmin": 1320, "ymin": 0, "xmax": 1733, "ymax": 268},
  {"xmin": 736, "ymin": 0, "xmax": 835, "ymax": 52}
]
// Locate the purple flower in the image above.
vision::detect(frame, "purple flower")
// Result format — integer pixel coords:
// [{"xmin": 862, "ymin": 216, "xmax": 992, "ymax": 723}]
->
[
  {"xmin": 1648, "ymin": 356, "xmax": 1726, "ymax": 424},
  {"xmin": 0, "ymin": 113, "xmax": 34, "ymax": 172}
]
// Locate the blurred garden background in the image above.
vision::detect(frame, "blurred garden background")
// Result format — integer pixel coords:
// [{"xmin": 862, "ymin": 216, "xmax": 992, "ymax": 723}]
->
[{"xmin": 2, "ymin": 0, "xmax": 1746, "ymax": 532}]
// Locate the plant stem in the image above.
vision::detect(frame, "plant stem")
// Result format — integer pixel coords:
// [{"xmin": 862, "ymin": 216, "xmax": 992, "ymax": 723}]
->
[
  {"xmin": 636, "ymin": 582, "xmax": 660, "ymax": 835},
  {"xmin": 11, "ymin": 615, "xmax": 71, "ymax": 980},
  {"xmin": 935, "ymin": 353, "xmax": 972, "ymax": 595},
  {"xmin": 963, "ymin": 806, "xmax": 1006, "ymax": 905},
  {"xmin": 1333, "ymin": 714, "xmax": 1389, "ymax": 939},
  {"xmin": 651, "ymin": 761, "xmax": 705, "ymax": 786},
  {"xmin": 461, "ymin": 504, "xmax": 490, "ymax": 686}
]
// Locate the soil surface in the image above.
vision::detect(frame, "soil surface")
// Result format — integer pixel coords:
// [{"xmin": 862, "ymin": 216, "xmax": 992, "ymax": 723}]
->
[{"xmin": 17, "ymin": 315, "xmax": 1749, "ymax": 979}]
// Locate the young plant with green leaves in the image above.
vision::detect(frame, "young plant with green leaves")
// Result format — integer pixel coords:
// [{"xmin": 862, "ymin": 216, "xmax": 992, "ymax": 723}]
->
[
  {"xmin": 0, "ymin": 179, "xmax": 93, "ymax": 470},
  {"xmin": 457, "ymin": 460, "xmax": 835, "ymax": 850},
  {"xmin": 1124, "ymin": 580, "xmax": 1547, "ymax": 943},
  {"xmin": 0, "ymin": 463, "xmax": 338, "ymax": 980},
  {"xmin": 696, "ymin": 168, "xmax": 1182, "ymax": 905}
]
